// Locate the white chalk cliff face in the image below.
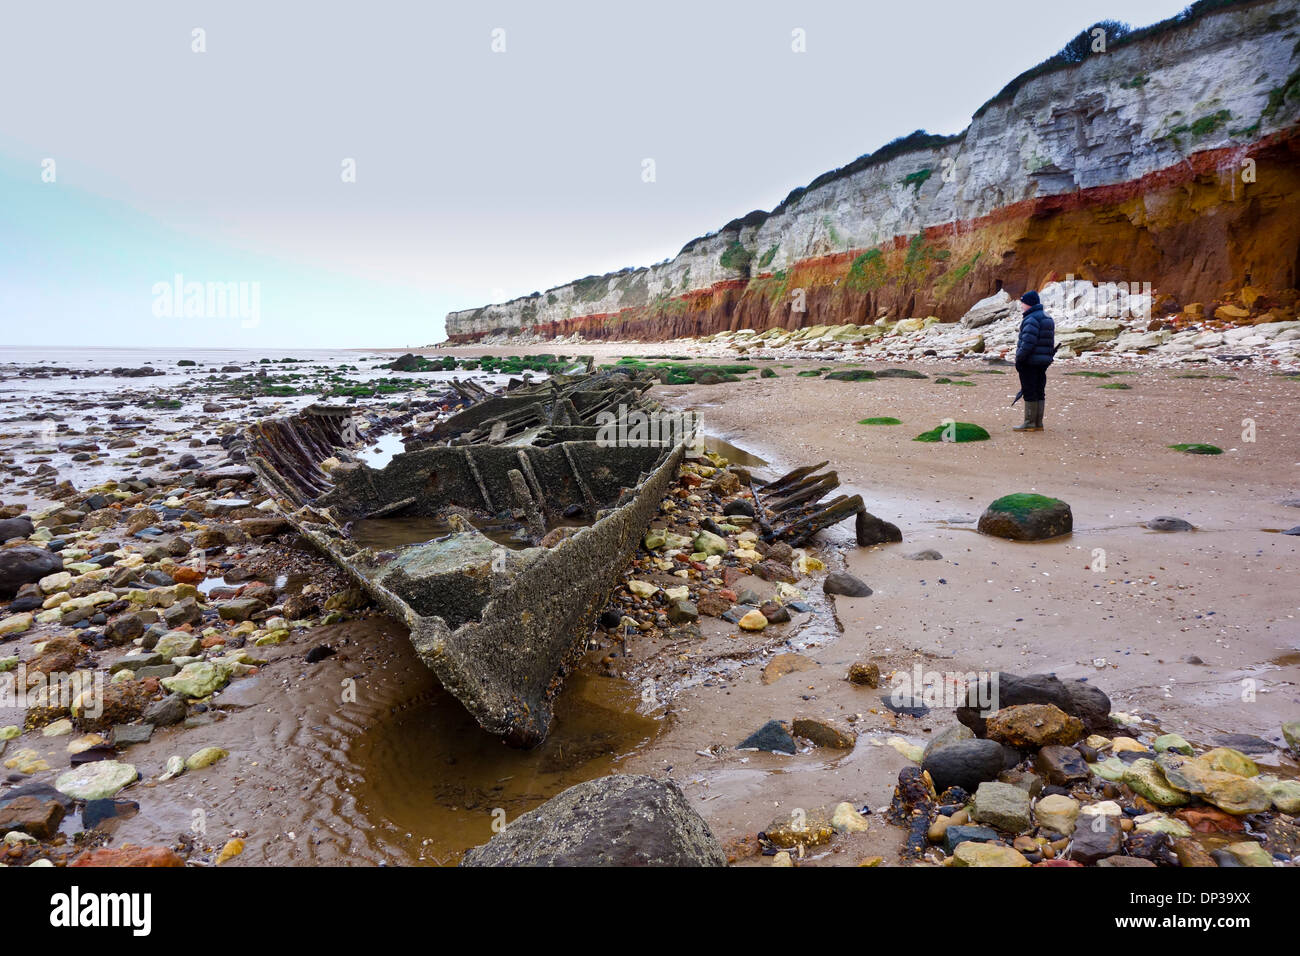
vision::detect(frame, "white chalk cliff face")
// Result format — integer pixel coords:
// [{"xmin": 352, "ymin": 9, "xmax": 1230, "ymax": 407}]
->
[{"xmin": 446, "ymin": 1, "xmax": 1300, "ymax": 342}]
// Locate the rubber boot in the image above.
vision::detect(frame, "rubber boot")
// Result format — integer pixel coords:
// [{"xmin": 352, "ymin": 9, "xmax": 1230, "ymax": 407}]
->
[
  {"xmin": 1013, "ymin": 401, "xmax": 1037, "ymax": 432},
  {"xmin": 1032, "ymin": 399, "xmax": 1045, "ymax": 431}
]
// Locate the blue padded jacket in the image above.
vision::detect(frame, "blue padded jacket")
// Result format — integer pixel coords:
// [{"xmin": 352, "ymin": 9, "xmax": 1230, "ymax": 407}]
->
[{"xmin": 1016, "ymin": 305, "xmax": 1055, "ymax": 365}]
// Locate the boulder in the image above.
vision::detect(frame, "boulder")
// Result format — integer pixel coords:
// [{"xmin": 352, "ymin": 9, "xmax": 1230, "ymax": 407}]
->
[
  {"xmin": 977, "ymin": 494, "xmax": 1072, "ymax": 541},
  {"xmin": 959, "ymin": 290, "xmax": 1015, "ymax": 329},
  {"xmin": 461, "ymin": 775, "xmax": 725, "ymax": 867},
  {"xmin": 823, "ymin": 572, "xmax": 871, "ymax": 597},
  {"xmin": 957, "ymin": 672, "xmax": 1111, "ymax": 737},
  {"xmin": 985, "ymin": 704, "xmax": 1085, "ymax": 748},
  {"xmin": 970, "ymin": 781, "xmax": 1032, "ymax": 833},
  {"xmin": 923, "ymin": 738, "xmax": 1004, "ymax": 792},
  {"xmin": 0, "ymin": 546, "xmax": 64, "ymax": 599}
]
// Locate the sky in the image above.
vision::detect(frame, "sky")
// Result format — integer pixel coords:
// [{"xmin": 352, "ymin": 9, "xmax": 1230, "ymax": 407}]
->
[{"xmin": 0, "ymin": 0, "xmax": 1195, "ymax": 348}]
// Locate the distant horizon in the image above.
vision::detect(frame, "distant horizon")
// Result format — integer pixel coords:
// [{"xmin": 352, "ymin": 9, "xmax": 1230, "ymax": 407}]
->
[{"xmin": 1, "ymin": 0, "xmax": 1192, "ymax": 348}]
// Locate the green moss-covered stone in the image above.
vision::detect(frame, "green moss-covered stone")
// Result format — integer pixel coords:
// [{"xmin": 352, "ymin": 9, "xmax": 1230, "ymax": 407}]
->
[
  {"xmin": 1168, "ymin": 443, "xmax": 1223, "ymax": 455},
  {"xmin": 858, "ymin": 417, "xmax": 902, "ymax": 426},
  {"xmin": 913, "ymin": 422, "xmax": 990, "ymax": 443},
  {"xmin": 977, "ymin": 493, "xmax": 1072, "ymax": 541}
]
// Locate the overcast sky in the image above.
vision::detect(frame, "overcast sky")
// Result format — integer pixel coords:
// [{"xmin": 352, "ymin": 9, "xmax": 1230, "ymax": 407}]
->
[{"xmin": 0, "ymin": 0, "xmax": 1193, "ymax": 348}]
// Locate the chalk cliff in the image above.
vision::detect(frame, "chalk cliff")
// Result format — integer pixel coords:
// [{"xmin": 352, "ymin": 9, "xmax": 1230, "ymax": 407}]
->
[{"xmin": 445, "ymin": 0, "xmax": 1300, "ymax": 344}]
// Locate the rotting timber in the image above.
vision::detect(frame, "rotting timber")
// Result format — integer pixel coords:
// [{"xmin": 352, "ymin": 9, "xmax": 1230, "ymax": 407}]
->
[{"xmin": 244, "ymin": 367, "xmax": 886, "ymax": 747}]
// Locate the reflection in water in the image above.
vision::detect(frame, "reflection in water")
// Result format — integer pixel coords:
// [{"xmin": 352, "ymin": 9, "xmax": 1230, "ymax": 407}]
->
[
  {"xmin": 705, "ymin": 435, "xmax": 767, "ymax": 468},
  {"xmin": 344, "ymin": 673, "xmax": 664, "ymax": 864}
]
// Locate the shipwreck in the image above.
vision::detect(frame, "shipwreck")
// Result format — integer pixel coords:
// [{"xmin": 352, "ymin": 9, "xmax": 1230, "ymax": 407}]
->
[{"xmin": 244, "ymin": 367, "xmax": 883, "ymax": 746}]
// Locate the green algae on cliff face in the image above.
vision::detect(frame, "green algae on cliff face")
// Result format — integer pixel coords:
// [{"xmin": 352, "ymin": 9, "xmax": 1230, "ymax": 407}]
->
[
  {"xmin": 1169, "ymin": 442, "xmax": 1224, "ymax": 454},
  {"xmin": 913, "ymin": 422, "xmax": 990, "ymax": 443}
]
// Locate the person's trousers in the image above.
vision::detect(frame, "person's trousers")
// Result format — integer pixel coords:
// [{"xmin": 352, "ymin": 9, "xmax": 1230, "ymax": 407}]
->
[{"xmin": 1016, "ymin": 362, "xmax": 1048, "ymax": 402}]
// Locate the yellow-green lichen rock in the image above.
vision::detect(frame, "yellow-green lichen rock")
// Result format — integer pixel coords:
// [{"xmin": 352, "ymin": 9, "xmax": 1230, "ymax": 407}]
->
[
  {"xmin": 1122, "ymin": 759, "xmax": 1191, "ymax": 807},
  {"xmin": 185, "ymin": 746, "xmax": 228, "ymax": 771}
]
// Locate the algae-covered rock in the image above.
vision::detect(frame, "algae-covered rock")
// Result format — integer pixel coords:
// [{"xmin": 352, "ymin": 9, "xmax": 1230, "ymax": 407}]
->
[
  {"xmin": 978, "ymin": 493, "xmax": 1073, "ymax": 541},
  {"xmin": 1122, "ymin": 759, "xmax": 1191, "ymax": 807}
]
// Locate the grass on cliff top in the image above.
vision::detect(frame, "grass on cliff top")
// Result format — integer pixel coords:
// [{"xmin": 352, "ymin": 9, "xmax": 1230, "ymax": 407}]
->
[
  {"xmin": 987, "ymin": 493, "xmax": 1067, "ymax": 516},
  {"xmin": 858, "ymin": 416, "xmax": 903, "ymax": 426},
  {"xmin": 1169, "ymin": 442, "xmax": 1223, "ymax": 455},
  {"xmin": 914, "ymin": 422, "xmax": 990, "ymax": 443}
]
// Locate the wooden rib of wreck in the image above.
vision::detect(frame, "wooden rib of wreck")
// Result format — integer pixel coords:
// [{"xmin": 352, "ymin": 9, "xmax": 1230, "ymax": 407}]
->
[{"xmin": 243, "ymin": 368, "xmax": 892, "ymax": 747}]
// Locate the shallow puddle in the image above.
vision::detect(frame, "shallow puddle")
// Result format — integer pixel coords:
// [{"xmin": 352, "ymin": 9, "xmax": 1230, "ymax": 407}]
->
[{"xmin": 343, "ymin": 673, "xmax": 665, "ymax": 864}]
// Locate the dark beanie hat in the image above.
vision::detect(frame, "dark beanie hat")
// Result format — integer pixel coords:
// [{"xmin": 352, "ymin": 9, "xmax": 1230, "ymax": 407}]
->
[{"xmin": 1020, "ymin": 290, "xmax": 1040, "ymax": 307}]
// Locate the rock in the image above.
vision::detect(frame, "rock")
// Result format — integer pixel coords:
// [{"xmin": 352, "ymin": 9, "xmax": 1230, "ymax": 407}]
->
[
  {"xmin": 666, "ymin": 599, "xmax": 698, "ymax": 623},
  {"xmin": 1219, "ymin": 842, "xmax": 1274, "ymax": 867},
  {"xmin": 0, "ymin": 795, "xmax": 66, "ymax": 838},
  {"xmin": 215, "ymin": 837, "xmax": 245, "ymax": 865},
  {"xmin": 1153, "ymin": 733, "xmax": 1194, "ymax": 755},
  {"xmin": 1068, "ymin": 817, "xmax": 1122, "ymax": 865},
  {"xmin": 831, "ymin": 802, "xmax": 869, "ymax": 833},
  {"xmin": 846, "ymin": 660, "xmax": 880, "ymax": 687},
  {"xmin": 951, "ymin": 842, "xmax": 1030, "ymax": 867},
  {"xmin": 1035, "ymin": 745, "xmax": 1090, "ymax": 786},
  {"xmin": 856, "ymin": 512, "xmax": 902, "ymax": 545},
  {"xmin": 217, "ymin": 598, "xmax": 266, "ymax": 622},
  {"xmin": 1124, "ymin": 758, "xmax": 1193, "ymax": 807},
  {"xmin": 154, "ymin": 631, "xmax": 202, "ymax": 660},
  {"xmin": 1034, "ymin": 794, "xmax": 1079, "ymax": 835},
  {"xmin": 1212, "ymin": 733, "xmax": 1274, "ymax": 755},
  {"xmin": 1259, "ymin": 776, "xmax": 1300, "ymax": 814},
  {"xmin": 823, "ymin": 571, "xmax": 871, "ymax": 597},
  {"xmin": 54, "ymin": 760, "xmax": 139, "ymax": 800},
  {"xmin": 1098, "ymin": 855, "xmax": 1156, "ymax": 867},
  {"xmin": 985, "ymin": 704, "xmax": 1084, "ymax": 748},
  {"xmin": 792, "ymin": 717, "xmax": 856, "ymax": 749},
  {"xmin": 1200, "ymin": 747, "xmax": 1258, "ymax": 777},
  {"xmin": 922, "ymin": 723, "xmax": 976, "ymax": 761},
  {"xmin": 696, "ymin": 592, "xmax": 732, "ymax": 618},
  {"xmin": 754, "ymin": 560, "xmax": 797, "ymax": 584},
  {"xmin": 0, "ymin": 546, "xmax": 63, "ymax": 599},
  {"xmin": 461, "ymin": 775, "xmax": 725, "ymax": 867},
  {"xmin": 0, "ymin": 516, "xmax": 35, "ymax": 542},
  {"xmin": 971, "ymin": 781, "xmax": 1032, "ymax": 833},
  {"xmin": 942, "ymin": 825, "xmax": 998, "ymax": 853},
  {"xmin": 185, "ymin": 746, "xmax": 228, "ymax": 770},
  {"xmin": 1172, "ymin": 837, "xmax": 1218, "ymax": 867},
  {"xmin": 958, "ymin": 672, "xmax": 1111, "ymax": 736},
  {"xmin": 112, "ymin": 724, "xmax": 154, "ymax": 747},
  {"xmin": 161, "ymin": 661, "xmax": 232, "ymax": 698},
  {"xmin": 977, "ymin": 494, "xmax": 1072, "ymax": 541},
  {"xmin": 1155, "ymin": 754, "xmax": 1270, "ymax": 815},
  {"xmin": 903, "ymin": 549, "xmax": 943, "ymax": 560},
  {"xmin": 1283, "ymin": 721, "xmax": 1300, "ymax": 755},
  {"xmin": 71, "ymin": 844, "xmax": 185, "ymax": 867},
  {"xmin": 761, "ymin": 653, "xmax": 818, "ymax": 684},
  {"xmin": 959, "ymin": 290, "xmax": 1015, "ymax": 329},
  {"xmin": 881, "ymin": 694, "xmax": 929, "ymax": 717},
  {"xmin": 0, "ymin": 612, "xmax": 34, "ymax": 637},
  {"xmin": 763, "ymin": 808, "xmax": 836, "ymax": 849},
  {"xmin": 1146, "ymin": 516, "xmax": 1195, "ymax": 532},
  {"xmin": 142, "ymin": 694, "xmax": 187, "ymax": 727},
  {"xmin": 692, "ymin": 531, "xmax": 728, "ymax": 557},
  {"xmin": 922, "ymin": 738, "xmax": 1005, "ymax": 793},
  {"xmin": 737, "ymin": 720, "xmax": 797, "ymax": 754},
  {"xmin": 737, "ymin": 609, "xmax": 768, "ymax": 631}
]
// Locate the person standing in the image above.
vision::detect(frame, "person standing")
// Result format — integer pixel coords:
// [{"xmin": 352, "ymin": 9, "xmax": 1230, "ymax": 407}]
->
[{"xmin": 1013, "ymin": 290, "xmax": 1055, "ymax": 432}]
